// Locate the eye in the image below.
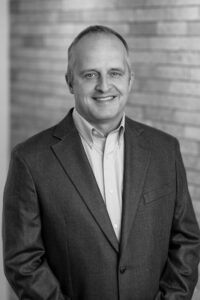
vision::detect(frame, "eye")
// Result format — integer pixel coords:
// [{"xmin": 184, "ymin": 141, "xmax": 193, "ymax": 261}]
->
[
  {"xmin": 84, "ymin": 72, "xmax": 98, "ymax": 79},
  {"xmin": 110, "ymin": 71, "xmax": 123, "ymax": 78}
]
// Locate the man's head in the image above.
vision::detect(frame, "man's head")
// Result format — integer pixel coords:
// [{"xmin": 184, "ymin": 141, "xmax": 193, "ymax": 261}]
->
[{"xmin": 65, "ymin": 25, "xmax": 133, "ymax": 134}]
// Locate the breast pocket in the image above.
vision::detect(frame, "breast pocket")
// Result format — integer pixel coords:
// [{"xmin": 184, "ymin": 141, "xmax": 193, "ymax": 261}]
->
[{"xmin": 143, "ymin": 182, "xmax": 175, "ymax": 204}]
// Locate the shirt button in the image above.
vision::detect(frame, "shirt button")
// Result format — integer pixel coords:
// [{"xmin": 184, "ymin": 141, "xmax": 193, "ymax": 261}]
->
[
  {"xmin": 114, "ymin": 224, "xmax": 118, "ymax": 229},
  {"xmin": 119, "ymin": 266, "xmax": 126, "ymax": 274},
  {"xmin": 109, "ymin": 189, "xmax": 113, "ymax": 194}
]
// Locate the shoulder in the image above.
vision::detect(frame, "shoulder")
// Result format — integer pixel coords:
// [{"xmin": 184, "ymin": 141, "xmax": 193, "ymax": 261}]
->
[
  {"xmin": 12, "ymin": 125, "xmax": 56, "ymax": 157},
  {"xmin": 10, "ymin": 126, "xmax": 58, "ymax": 171},
  {"xmin": 125, "ymin": 116, "xmax": 179, "ymax": 150},
  {"xmin": 11, "ymin": 110, "xmax": 75, "ymax": 160}
]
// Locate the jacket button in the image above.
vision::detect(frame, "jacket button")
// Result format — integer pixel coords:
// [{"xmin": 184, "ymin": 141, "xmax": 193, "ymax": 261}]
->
[{"xmin": 119, "ymin": 266, "xmax": 126, "ymax": 274}]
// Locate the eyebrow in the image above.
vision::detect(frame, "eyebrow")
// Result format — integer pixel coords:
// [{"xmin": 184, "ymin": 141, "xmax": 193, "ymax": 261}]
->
[
  {"xmin": 79, "ymin": 67, "xmax": 125, "ymax": 75},
  {"xmin": 109, "ymin": 68, "xmax": 125, "ymax": 73},
  {"xmin": 80, "ymin": 69, "xmax": 98, "ymax": 74}
]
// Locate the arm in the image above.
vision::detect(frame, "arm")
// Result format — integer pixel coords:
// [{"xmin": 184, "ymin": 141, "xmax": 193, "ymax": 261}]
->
[
  {"xmin": 156, "ymin": 140, "xmax": 200, "ymax": 300},
  {"xmin": 2, "ymin": 148, "xmax": 66, "ymax": 300}
]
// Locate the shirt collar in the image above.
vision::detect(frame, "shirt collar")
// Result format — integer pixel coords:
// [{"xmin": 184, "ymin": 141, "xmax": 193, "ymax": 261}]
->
[{"xmin": 72, "ymin": 108, "xmax": 125, "ymax": 148}]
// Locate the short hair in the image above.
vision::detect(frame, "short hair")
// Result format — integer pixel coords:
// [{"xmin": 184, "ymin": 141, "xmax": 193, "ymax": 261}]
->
[{"xmin": 66, "ymin": 25, "xmax": 130, "ymax": 87}]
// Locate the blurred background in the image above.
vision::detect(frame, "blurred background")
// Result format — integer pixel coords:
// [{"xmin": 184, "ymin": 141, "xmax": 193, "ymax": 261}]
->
[{"xmin": 1, "ymin": 0, "xmax": 200, "ymax": 299}]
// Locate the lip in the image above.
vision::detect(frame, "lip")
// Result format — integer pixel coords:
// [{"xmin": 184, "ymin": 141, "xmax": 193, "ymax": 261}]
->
[{"xmin": 92, "ymin": 95, "xmax": 117, "ymax": 102}]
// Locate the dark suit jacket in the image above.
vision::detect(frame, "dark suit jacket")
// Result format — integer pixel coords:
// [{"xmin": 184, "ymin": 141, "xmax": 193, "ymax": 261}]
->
[{"xmin": 3, "ymin": 109, "xmax": 200, "ymax": 300}]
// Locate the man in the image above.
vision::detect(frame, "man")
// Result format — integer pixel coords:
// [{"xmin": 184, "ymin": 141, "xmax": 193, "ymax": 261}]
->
[{"xmin": 3, "ymin": 25, "xmax": 200, "ymax": 300}]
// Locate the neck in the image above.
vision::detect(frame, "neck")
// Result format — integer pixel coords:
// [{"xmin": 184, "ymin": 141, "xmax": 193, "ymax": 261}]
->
[
  {"xmin": 90, "ymin": 121, "xmax": 120, "ymax": 136},
  {"xmin": 74, "ymin": 108, "xmax": 125, "ymax": 136}
]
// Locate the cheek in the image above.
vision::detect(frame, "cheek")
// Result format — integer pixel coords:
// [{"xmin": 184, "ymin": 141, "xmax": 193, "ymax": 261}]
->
[
  {"xmin": 76, "ymin": 84, "xmax": 95, "ymax": 97},
  {"xmin": 74, "ymin": 78, "xmax": 96, "ymax": 91},
  {"xmin": 113, "ymin": 77, "xmax": 131, "ymax": 92},
  {"xmin": 117, "ymin": 83, "xmax": 131, "ymax": 95}
]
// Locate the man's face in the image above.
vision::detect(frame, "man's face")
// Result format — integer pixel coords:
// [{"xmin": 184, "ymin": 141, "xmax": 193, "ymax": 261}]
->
[{"xmin": 69, "ymin": 34, "xmax": 133, "ymax": 133}]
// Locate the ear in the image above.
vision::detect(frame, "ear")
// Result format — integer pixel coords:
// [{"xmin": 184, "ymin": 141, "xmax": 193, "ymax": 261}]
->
[
  {"xmin": 65, "ymin": 73, "xmax": 74, "ymax": 94},
  {"xmin": 128, "ymin": 71, "xmax": 134, "ymax": 92}
]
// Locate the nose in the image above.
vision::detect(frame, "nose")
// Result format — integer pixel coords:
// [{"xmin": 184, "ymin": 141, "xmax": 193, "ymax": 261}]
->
[{"xmin": 95, "ymin": 75, "xmax": 110, "ymax": 93}]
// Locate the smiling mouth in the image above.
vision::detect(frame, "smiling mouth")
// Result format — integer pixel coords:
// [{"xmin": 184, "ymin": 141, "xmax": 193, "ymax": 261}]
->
[{"xmin": 93, "ymin": 96, "xmax": 117, "ymax": 102}]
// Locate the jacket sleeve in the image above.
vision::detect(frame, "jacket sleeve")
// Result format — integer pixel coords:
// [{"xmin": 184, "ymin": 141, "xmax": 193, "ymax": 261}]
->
[
  {"xmin": 2, "ymin": 148, "xmax": 66, "ymax": 300},
  {"xmin": 155, "ymin": 140, "xmax": 200, "ymax": 300}
]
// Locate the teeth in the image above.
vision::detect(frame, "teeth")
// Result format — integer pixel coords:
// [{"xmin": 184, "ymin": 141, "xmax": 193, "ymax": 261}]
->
[{"xmin": 95, "ymin": 96, "xmax": 115, "ymax": 101}]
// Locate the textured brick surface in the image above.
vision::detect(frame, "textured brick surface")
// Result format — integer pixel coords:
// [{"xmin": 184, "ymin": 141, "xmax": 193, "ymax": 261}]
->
[
  {"xmin": 117, "ymin": 0, "xmax": 200, "ymax": 7},
  {"xmin": 9, "ymin": 0, "xmax": 200, "ymax": 299}
]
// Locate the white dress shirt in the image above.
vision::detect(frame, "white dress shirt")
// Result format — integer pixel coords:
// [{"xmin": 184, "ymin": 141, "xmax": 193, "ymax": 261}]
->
[{"xmin": 73, "ymin": 109, "xmax": 125, "ymax": 240}]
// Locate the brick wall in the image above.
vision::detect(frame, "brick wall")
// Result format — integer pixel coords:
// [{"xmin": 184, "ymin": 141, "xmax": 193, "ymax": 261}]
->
[{"xmin": 10, "ymin": 0, "xmax": 200, "ymax": 299}]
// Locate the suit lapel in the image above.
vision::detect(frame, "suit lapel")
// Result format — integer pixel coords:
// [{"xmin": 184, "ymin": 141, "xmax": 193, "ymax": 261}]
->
[
  {"xmin": 120, "ymin": 118, "xmax": 151, "ymax": 253},
  {"xmin": 51, "ymin": 112, "xmax": 119, "ymax": 252}
]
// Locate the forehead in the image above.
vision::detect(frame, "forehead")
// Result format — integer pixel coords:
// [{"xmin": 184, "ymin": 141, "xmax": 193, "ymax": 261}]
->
[{"xmin": 73, "ymin": 34, "xmax": 128, "ymax": 70}]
